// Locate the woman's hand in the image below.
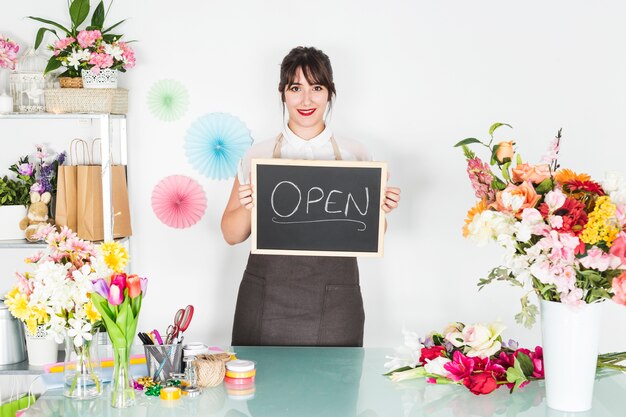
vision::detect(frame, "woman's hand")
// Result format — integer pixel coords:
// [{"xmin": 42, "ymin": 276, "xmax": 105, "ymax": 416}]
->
[
  {"xmin": 382, "ymin": 186, "xmax": 401, "ymax": 213},
  {"xmin": 238, "ymin": 184, "xmax": 254, "ymax": 210}
]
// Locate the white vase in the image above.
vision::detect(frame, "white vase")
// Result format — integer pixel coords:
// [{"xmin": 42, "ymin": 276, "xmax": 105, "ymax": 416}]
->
[
  {"xmin": 540, "ymin": 299, "xmax": 601, "ymax": 412},
  {"xmin": 0, "ymin": 205, "xmax": 26, "ymax": 240},
  {"xmin": 81, "ymin": 68, "xmax": 118, "ymax": 89},
  {"xmin": 25, "ymin": 326, "xmax": 59, "ymax": 366}
]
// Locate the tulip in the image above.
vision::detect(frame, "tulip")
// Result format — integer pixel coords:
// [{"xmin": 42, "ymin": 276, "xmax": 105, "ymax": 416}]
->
[
  {"xmin": 140, "ymin": 277, "xmax": 148, "ymax": 297},
  {"xmin": 127, "ymin": 274, "xmax": 141, "ymax": 299},
  {"xmin": 108, "ymin": 283, "xmax": 124, "ymax": 306},
  {"xmin": 111, "ymin": 273, "xmax": 127, "ymax": 293},
  {"xmin": 92, "ymin": 278, "xmax": 110, "ymax": 299},
  {"xmin": 495, "ymin": 141, "xmax": 514, "ymax": 163}
]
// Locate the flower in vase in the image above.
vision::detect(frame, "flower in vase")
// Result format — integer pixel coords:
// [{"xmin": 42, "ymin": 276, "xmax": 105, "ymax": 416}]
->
[
  {"xmin": 67, "ymin": 318, "xmax": 93, "ymax": 348},
  {"xmin": 77, "ymin": 30, "xmax": 102, "ymax": 49},
  {"xmin": 612, "ymin": 272, "xmax": 626, "ymax": 306},
  {"xmin": 0, "ymin": 34, "xmax": 19, "ymax": 70},
  {"xmin": 100, "ymin": 242, "xmax": 129, "ymax": 273}
]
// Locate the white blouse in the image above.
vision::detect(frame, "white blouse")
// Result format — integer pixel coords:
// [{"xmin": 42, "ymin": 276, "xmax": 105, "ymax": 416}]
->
[{"xmin": 237, "ymin": 125, "xmax": 372, "ymax": 184}]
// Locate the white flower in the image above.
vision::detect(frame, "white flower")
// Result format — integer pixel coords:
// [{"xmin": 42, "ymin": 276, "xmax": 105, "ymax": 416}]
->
[
  {"xmin": 423, "ymin": 356, "xmax": 452, "ymax": 377},
  {"xmin": 445, "ymin": 321, "xmax": 506, "ymax": 358},
  {"xmin": 103, "ymin": 43, "xmax": 123, "ymax": 60},
  {"xmin": 66, "ymin": 49, "xmax": 89, "ymax": 70},
  {"xmin": 467, "ymin": 211, "xmax": 516, "ymax": 247},
  {"xmin": 67, "ymin": 318, "xmax": 93, "ymax": 347},
  {"xmin": 384, "ymin": 327, "xmax": 424, "ymax": 371}
]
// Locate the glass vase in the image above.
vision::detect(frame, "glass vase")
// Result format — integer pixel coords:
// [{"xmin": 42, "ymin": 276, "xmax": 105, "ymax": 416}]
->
[
  {"xmin": 111, "ymin": 346, "xmax": 135, "ymax": 408},
  {"xmin": 63, "ymin": 333, "xmax": 102, "ymax": 399}
]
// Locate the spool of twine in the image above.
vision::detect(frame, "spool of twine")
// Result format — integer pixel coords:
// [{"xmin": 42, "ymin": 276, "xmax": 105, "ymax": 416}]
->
[{"xmin": 194, "ymin": 353, "xmax": 231, "ymax": 388}]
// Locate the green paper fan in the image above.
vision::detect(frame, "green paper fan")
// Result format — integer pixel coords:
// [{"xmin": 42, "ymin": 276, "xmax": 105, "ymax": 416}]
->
[{"xmin": 147, "ymin": 79, "xmax": 190, "ymax": 122}]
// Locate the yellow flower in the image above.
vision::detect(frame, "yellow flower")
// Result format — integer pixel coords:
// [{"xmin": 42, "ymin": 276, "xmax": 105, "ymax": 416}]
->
[
  {"xmin": 4, "ymin": 286, "xmax": 29, "ymax": 321},
  {"xmin": 463, "ymin": 200, "xmax": 488, "ymax": 237},
  {"xmin": 85, "ymin": 299, "xmax": 101, "ymax": 324},
  {"xmin": 26, "ymin": 317, "xmax": 38, "ymax": 336},
  {"xmin": 100, "ymin": 241, "xmax": 129, "ymax": 273},
  {"xmin": 581, "ymin": 196, "xmax": 620, "ymax": 246}
]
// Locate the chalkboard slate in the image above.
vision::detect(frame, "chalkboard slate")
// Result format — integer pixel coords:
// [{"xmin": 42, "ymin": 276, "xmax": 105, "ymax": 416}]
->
[{"xmin": 251, "ymin": 159, "xmax": 387, "ymax": 257}]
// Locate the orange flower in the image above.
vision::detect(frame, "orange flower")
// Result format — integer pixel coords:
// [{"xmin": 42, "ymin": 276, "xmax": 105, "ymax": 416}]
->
[
  {"xmin": 554, "ymin": 169, "xmax": 591, "ymax": 185},
  {"xmin": 495, "ymin": 141, "xmax": 514, "ymax": 163},
  {"xmin": 463, "ymin": 200, "xmax": 488, "ymax": 237},
  {"xmin": 493, "ymin": 181, "xmax": 541, "ymax": 217},
  {"xmin": 511, "ymin": 163, "xmax": 551, "ymax": 184}
]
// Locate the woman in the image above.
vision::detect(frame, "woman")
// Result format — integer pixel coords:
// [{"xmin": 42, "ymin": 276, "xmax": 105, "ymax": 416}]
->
[{"xmin": 222, "ymin": 46, "xmax": 400, "ymax": 347}]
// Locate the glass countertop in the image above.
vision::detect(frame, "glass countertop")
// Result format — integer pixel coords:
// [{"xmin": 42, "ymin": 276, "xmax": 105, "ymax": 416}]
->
[{"xmin": 23, "ymin": 347, "xmax": 626, "ymax": 417}]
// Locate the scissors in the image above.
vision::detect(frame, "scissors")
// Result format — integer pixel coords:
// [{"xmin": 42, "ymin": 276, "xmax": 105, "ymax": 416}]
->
[{"xmin": 165, "ymin": 305, "xmax": 194, "ymax": 344}]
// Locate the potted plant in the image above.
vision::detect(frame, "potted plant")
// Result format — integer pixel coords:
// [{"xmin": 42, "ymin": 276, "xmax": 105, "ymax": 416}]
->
[
  {"xmin": 0, "ymin": 146, "xmax": 65, "ymax": 240},
  {"xmin": 30, "ymin": 0, "xmax": 136, "ymax": 88}
]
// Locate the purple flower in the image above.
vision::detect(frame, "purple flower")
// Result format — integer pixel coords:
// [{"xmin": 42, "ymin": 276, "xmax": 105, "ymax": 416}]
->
[
  {"xmin": 140, "ymin": 277, "xmax": 148, "ymax": 297},
  {"xmin": 507, "ymin": 339, "xmax": 519, "ymax": 350},
  {"xmin": 92, "ymin": 278, "xmax": 110, "ymax": 299},
  {"xmin": 18, "ymin": 163, "xmax": 34, "ymax": 176},
  {"xmin": 57, "ymin": 152, "xmax": 67, "ymax": 166},
  {"xmin": 30, "ymin": 182, "xmax": 45, "ymax": 194}
]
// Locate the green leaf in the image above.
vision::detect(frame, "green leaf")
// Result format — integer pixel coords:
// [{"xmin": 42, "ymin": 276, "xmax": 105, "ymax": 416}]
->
[
  {"xmin": 454, "ymin": 138, "xmax": 482, "ymax": 147},
  {"xmin": 103, "ymin": 19, "xmax": 127, "ymax": 34},
  {"xmin": 69, "ymin": 0, "xmax": 90, "ymax": 29},
  {"xmin": 535, "ymin": 178, "xmax": 554, "ymax": 194},
  {"xmin": 501, "ymin": 161, "xmax": 511, "ymax": 181},
  {"xmin": 383, "ymin": 366, "xmax": 413, "ymax": 376},
  {"xmin": 491, "ymin": 176, "xmax": 507, "ymax": 191},
  {"xmin": 516, "ymin": 352, "xmax": 534, "ymax": 376},
  {"xmin": 44, "ymin": 58, "xmax": 62, "ymax": 75},
  {"xmin": 516, "ymin": 154, "xmax": 523, "ymax": 165},
  {"xmin": 489, "ymin": 122, "xmax": 513, "ymax": 137},
  {"xmin": 91, "ymin": 1, "xmax": 106, "ymax": 28},
  {"xmin": 35, "ymin": 27, "xmax": 57, "ymax": 49},
  {"xmin": 27, "ymin": 17, "xmax": 72, "ymax": 36}
]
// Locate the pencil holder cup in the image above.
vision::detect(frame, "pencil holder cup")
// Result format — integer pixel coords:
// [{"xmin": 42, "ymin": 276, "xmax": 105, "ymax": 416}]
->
[{"xmin": 144, "ymin": 344, "xmax": 182, "ymax": 382}]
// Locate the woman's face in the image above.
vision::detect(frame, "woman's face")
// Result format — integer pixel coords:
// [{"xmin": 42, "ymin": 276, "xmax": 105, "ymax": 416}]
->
[{"xmin": 284, "ymin": 67, "xmax": 329, "ymax": 137}]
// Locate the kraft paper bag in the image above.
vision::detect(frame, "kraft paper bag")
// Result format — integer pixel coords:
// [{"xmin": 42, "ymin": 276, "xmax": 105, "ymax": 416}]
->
[
  {"xmin": 76, "ymin": 164, "xmax": 132, "ymax": 241},
  {"xmin": 54, "ymin": 165, "xmax": 78, "ymax": 231},
  {"xmin": 55, "ymin": 138, "xmax": 88, "ymax": 232}
]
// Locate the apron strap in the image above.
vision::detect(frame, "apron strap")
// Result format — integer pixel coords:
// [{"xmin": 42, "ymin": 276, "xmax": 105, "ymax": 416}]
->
[{"xmin": 273, "ymin": 132, "xmax": 343, "ymax": 160}]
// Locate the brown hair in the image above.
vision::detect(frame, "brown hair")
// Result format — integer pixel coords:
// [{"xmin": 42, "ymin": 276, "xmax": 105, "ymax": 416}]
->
[{"xmin": 278, "ymin": 46, "xmax": 336, "ymax": 104}]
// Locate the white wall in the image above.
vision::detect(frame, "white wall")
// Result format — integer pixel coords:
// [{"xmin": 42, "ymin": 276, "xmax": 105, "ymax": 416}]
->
[{"xmin": 1, "ymin": 0, "xmax": 626, "ymax": 359}]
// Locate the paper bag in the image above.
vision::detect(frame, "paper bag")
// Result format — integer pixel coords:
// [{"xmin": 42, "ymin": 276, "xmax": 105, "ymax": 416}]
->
[
  {"xmin": 76, "ymin": 164, "xmax": 132, "ymax": 241},
  {"xmin": 55, "ymin": 139, "xmax": 88, "ymax": 232}
]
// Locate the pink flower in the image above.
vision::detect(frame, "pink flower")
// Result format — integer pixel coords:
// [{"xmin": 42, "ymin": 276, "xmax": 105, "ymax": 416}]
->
[
  {"xmin": 466, "ymin": 158, "xmax": 496, "ymax": 203},
  {"xmin": 609, "ymin": 232, "xmax": 626, "ymax": 267},
  {"xmin": 54, "ymin": 36, "xmax": 75, "ymax": 52},
  {"xmin": 443, "ymin": 351, "xmax": 475, "ymax": 382},
  {"xmin": 612, "ymin": 272, "xmax": 626, "ymax": 306},
  {"xmin": 88, "ymin": 52, "xmax": 114, "ymax": 74},
  {"xmin": 77, "ymin": 30, "xmax": 102, "ymax": 48},
  {"xmin": 580, "ymin": 247, "xmax": 622, "ymax": 272},
  {"xmin": 118, "ymin": 41, "xmax": 136, "ymax": 69},
  {"xmin": 560, "ymin": 288, "xmax": 584, "ymax": 307},
  {"xmin": 0, "ymin": 35, "xmax": 20, "ymax": 70},
  {"xmin": 108, "ymin": 283, "xmax": 124, "ymax": 306}
]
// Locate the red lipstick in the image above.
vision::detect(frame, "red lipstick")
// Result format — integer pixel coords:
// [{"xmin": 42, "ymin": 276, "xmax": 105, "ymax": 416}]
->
[{"xmin": 297, "ymin": 109, "xmax": 315, "ymax": 116}]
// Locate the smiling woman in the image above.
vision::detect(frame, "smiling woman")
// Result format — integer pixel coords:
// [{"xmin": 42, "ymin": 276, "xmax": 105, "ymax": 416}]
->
[{"xmin": 221, "ymin": 46, "xmax": 401, "ymax": 347}]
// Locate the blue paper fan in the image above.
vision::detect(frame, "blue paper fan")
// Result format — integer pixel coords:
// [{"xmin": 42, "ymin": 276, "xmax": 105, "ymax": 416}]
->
[{"xmin": 184, "ymin": 113, "xmax": 253, "ymax": 180}]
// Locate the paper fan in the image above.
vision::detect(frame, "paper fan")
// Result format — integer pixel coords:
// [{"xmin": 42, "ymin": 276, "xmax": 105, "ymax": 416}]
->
[
  {"xmin": 147, "ymin": 79, "xmax": 189, "ymax": 121},
  {"xmin": 184, "ymin": 113, "xmax": 253, "ymax": 180},
  {"xmin": 151, "ymin": 175, "xmax": 207, "ymax": 229}
]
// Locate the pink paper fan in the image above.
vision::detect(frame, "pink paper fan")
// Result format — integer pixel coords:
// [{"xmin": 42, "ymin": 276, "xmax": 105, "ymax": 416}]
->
[{"xmin": 151, "ymin": 175, "xmax": 207, "ymax": 229}]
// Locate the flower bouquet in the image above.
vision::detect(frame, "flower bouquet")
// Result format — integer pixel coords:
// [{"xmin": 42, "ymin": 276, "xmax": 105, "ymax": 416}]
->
[
  {"xmin": 90, "ymin": 241, "xmax": 147, "ymax": 408},
  {"xmin": 4, "ymin": 226, "xmax": 103, "ymax": 397},
  {"xmin": 9, "ymin": 145, "xmax": 66, "ymax": 205},
  {"xmin": 385, "ymin": 321, "xmax": 625, "ymax": 395},
  {"xmin": 29, "ymin": 0, "xmax": 135, "ymax": 81},
  {"xmin": 454, "ymin": 123, "xmax": 626, "ymax": 410},
  {"xmin": 455, "ymin": 124, "xmax": 626, "ymax": 326}
]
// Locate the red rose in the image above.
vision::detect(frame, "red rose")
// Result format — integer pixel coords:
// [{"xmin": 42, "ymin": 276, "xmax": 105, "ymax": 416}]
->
[
  {"xmin": 463, "ymin": 372, "xmax": 498, "ymax": 395},
  {"xmin": 419, "ymin": 346, "xmax": 446, "ymax": 364}
]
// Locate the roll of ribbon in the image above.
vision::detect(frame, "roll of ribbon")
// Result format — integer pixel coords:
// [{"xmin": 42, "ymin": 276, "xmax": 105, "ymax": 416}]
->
[
  {"xmin": 225, "ymin": 369, "xmax": 256, "ymax": 379},
  {"xmin": 225, "ymin": 359, "xmax": 255, "ymax": 372},
  {"xmin": 160, "ymin": 386, "xmax": 182, "ymax": 400}
]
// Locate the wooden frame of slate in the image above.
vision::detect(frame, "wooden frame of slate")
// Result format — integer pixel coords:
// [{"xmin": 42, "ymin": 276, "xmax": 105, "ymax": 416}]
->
[{"xmin": 251, "ymin": 158, "xmax": 387, "ymax": 257}]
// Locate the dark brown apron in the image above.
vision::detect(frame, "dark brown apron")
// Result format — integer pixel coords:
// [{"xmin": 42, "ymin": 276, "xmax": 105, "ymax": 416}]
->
[{"xmin": 231, "ymin": 134, "xmax": 365, "ymax": 347}]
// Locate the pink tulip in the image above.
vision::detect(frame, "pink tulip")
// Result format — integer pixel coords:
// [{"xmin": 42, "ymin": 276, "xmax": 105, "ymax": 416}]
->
[
  {"xmin": 612, "ymin": 272, "xmax": 626, "ymax": 306},
  {"xmin": 111, "ymin": 273, "xmax": 127, "ymax": 292},
  {"xmin": 108, "ymin": 283, "xmax": 124, "ymax": 306}
]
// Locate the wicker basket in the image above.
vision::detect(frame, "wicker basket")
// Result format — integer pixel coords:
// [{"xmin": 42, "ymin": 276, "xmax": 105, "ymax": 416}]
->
[
  {"xmin": 59, "ymin": 77, "xmax": 83, "ymax": 88},
  {"xmin": 44, "ymin": 88, "xmax": 128, "ymax": 114}
]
